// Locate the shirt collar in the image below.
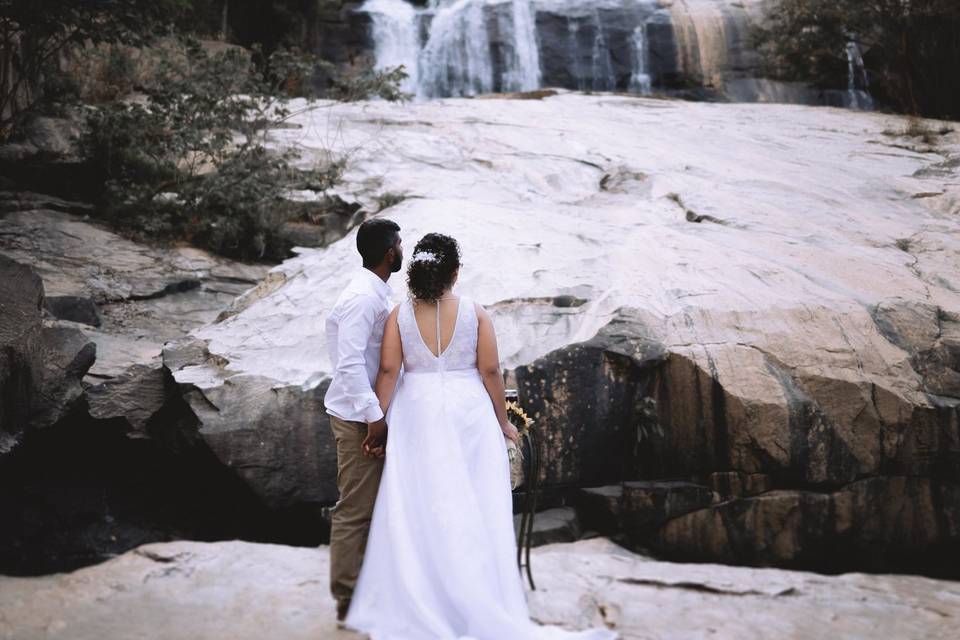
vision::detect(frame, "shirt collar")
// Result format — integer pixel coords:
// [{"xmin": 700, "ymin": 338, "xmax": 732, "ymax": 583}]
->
[{"xmin": 360, "ymin": 267, "xmax": 393, "ymax": 300}]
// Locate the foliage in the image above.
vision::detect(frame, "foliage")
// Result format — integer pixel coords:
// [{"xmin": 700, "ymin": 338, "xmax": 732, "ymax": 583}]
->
[
  {"xmin": 324, "ymin": 57, "xmax": 411, "ymax": 103},
  {"xmin": 79, "ymin": 36, "xmax": 407, "ymax": 261},
  {"xmin": 753, "ymin": 0, "xmax": 960, "ymax": 119},
  {"xmin": 0, "ymin": 0, "xmax": 191, "ymax": 139}
]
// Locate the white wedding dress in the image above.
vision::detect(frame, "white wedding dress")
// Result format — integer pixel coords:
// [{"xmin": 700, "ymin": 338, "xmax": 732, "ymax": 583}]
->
[{"xmin": 344, "ymin": 296, "xmax": 618, "ymax": 640}]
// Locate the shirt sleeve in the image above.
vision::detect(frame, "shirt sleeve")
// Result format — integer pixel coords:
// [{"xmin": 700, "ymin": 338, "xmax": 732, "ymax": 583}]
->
[{"xmin": 335, "ymin": 293, "xmax": 385, "ymax": 423}]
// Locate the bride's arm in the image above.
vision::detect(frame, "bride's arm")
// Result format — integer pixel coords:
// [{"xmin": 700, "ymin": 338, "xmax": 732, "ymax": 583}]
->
[
  {"xmin": 363, "ymin": 305, "xmax": 401, "ymax": 458},
  {"xmin": 476, "ymin": 303, "xmax": 519, "ymax": 444},
  {"xmin": 374, "ymin": 305, "xmax": 403, "ymax": 415}
]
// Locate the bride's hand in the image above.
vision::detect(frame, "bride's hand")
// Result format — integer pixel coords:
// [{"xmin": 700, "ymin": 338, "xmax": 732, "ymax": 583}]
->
[{"xmin": 500, "ymin": 420, "xmax": 520, "ymax": 445}]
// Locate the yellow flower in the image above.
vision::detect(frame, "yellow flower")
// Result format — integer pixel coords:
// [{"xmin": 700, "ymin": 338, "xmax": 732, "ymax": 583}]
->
[{"xmin": 505, "ymin": 400, "xmax": 534, "ymax": 439}]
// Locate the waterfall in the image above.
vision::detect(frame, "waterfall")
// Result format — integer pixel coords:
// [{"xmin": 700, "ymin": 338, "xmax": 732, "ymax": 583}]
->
[
  {"xmin": 629, "ymin": 21, "xmax": 652, "ymax": 94},
  {"xmin": 845, "ymin": 40, "xmax": 874, "ymax": 110},
  {"xmin": 500, "ymin": 0, "xmax": 541, "ymax": 92},
  {"xmin": 363, "ymin": 0, "xmax": 540, "ymax": 99},
  {"xmin": 590, "ymin": 9, "xmax": 615, "ymax": 92},
  {"xmin": 363, "ymin": 0, "xmax": 421, "ymax": 96},
  {"xmin": 420, "ymin": 0, "xmax": 494, "ymax": 97}
]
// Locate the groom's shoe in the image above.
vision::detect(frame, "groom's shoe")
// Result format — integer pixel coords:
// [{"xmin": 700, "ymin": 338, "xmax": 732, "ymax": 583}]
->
[{"xmin": 336, "ymin": 599, "xmax": 350, "ymax": 629}]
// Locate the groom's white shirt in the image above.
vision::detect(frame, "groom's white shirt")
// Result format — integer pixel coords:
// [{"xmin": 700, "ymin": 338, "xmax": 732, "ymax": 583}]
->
[{"xmin": 324, "ymin": 268, "xmax": 393, "ymax": 424}]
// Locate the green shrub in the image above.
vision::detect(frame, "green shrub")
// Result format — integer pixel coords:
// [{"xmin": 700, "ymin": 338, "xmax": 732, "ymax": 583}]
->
[{"xmin": 80, "ymin": 36, "xmax": 407, "ymax": 261}]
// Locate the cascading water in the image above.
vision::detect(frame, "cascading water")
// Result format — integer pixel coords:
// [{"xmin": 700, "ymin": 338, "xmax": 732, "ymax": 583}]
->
[
  {"xmin": 629, "ymin": 21, "xmax": 652, "ymax": 95},
  {"xmin": 845, "ymin": 40, "xmax": 874, "ymax": 110},
  {"xmin": 363, "ymin": 0, "xmax": 421, "ymax": 96},
  {"xmin": 420, "ymin": 0, "xmax": 494, "ymax": 97},
  {"xmin": 362, "ymin": 0, "xmax": 541, "ymax": 99},
  {"xmin": 590, "ymin": 9, "xmax": 616, "ymax": 92},
  {"xmin": 499, "ymin": 0, "xmax": 541, "ymax": 91}
]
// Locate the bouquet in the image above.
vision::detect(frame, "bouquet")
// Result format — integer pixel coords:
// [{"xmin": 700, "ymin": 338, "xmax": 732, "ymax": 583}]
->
[{"xmin": 505, "ymin": 400, "xmax": 534, "ymax": 490}]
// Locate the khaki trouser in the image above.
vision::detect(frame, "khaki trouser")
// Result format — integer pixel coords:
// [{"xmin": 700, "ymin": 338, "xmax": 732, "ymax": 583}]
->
[{"xmin": 328, "ymin": 414, "xmax": 384, "ymax": 612}]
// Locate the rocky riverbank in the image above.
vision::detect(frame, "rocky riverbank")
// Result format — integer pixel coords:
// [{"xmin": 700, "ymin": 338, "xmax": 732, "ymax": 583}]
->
[
  {"xmin": 2, "ymin": 91, "xmax": 959, "ymax": 578},
  {"xmin": 1, "ymin": 537, "xmax": 957, "ymax": 640}
]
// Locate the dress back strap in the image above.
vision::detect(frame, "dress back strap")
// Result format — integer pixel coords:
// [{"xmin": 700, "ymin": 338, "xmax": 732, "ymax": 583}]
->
[{"xmin": 435, "ymin": 300, "xmax": 441, "ymax": 356}]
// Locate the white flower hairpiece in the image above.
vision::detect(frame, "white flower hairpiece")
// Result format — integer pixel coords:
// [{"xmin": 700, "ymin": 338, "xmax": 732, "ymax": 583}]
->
[{"xmin": 412, "ymin": 250, "xmax": 440, "ymax": 263}]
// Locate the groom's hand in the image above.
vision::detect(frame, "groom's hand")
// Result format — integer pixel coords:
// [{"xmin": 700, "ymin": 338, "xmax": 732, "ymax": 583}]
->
[{"xmin": 362, "ymin": 418, "xmax": 388, "ymax": 458}]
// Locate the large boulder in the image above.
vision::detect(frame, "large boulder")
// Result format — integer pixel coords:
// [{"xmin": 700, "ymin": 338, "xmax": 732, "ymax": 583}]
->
[
  {"xmin": 178, "ymin": 372, "xmax": 338, "ymax": 506},
  {"xmin": 0, "ymin": 255, "xmax": 46, "ymax": 451},
  {"xmin": 516, "ymin": 303, "xmax": 958, "ymax": 488},
  {"xmin": 0, "ymin": 256, "xmax": 95, "ymax": 448}
]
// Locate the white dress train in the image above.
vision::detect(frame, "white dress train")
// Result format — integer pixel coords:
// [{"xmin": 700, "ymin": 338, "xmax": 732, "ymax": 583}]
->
[{"xmin": 344, "ymin": 295, "xmax": 618, "ymax": 640}]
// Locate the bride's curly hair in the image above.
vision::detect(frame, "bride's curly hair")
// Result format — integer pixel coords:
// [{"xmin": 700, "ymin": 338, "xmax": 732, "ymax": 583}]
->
[{"xmin": 407, "ymin": 233, "xmax": 461, "ymax": 300}]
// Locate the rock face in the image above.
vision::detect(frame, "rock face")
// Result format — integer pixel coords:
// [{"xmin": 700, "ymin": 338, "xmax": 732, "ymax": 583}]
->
[
  {"xmin": 0, "ymin": 196, "xmax": 269, "ymax": 381},
  {"xmin": 166, "ymin": 92, "xmax": 960, "ymax": 574},
  {"xmin": 2, "ymin": 537, "xmax": 958, "ymax": 640},
  {"xmin": 0, "ymin": 199, "xmax": 293, "ymax": 574}
]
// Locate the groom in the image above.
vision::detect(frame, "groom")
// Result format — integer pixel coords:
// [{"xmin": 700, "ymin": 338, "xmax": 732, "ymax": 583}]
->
[{"xmin": 325, "ymin": 217, "xmax": 402, "ymax": 624}]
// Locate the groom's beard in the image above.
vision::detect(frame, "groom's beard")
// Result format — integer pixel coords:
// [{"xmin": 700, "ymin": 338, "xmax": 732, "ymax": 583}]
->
[{"xmin": 391, "ymin": 255, "xmax": 403, "ymax": 273}]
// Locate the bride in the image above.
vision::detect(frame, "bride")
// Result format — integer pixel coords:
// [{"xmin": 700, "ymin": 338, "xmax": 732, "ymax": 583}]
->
[{"xmin": 344, "ymin": 232, "xmax": 617, "ymax": 640}]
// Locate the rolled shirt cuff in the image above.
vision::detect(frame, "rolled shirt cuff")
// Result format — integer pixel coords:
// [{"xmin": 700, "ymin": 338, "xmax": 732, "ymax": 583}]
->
[{"xmin": 362, "ymin": 403, "xmax": 385, "ymax": 424}]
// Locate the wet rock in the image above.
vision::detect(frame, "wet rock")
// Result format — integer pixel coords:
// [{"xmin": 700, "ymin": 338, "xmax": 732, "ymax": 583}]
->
[{"xmin": 531, "ymin": 0, "xmax": 695, "ymax": 93}]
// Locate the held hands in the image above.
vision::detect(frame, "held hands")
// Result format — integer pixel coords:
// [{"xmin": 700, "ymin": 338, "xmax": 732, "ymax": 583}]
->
[
  {"xmin": 500, "ymin": 420, "xmax": 520, "ymax": 446},
  {"xmin": 362, "ymin": 418, "xmax": 388, "ymax": 458}
]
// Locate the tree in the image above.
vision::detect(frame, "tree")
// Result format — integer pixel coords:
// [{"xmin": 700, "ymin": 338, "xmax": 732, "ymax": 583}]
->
[
  {"xmin": 753, "ymin": 0, "xmax": 960, "ymax": 119},
  {"xmin": 0, "ymin": 0, "xmax": 194, "ymax": 140},
  {"xmin": 79, "ymin": 36, "xmax": 408, "ymax": 260}
]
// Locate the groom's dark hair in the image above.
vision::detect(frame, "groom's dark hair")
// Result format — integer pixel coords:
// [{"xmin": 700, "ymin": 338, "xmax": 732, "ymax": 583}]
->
[{"xmin": 357, "ymin": 218, "xmax": 400, "ymax": 268}]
